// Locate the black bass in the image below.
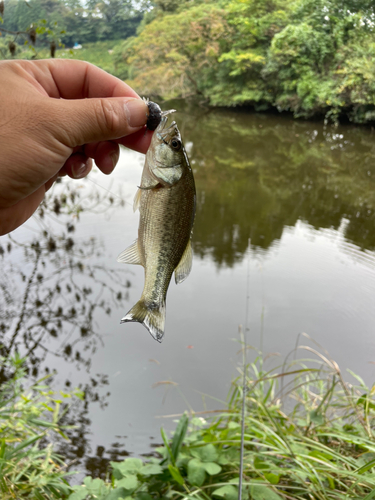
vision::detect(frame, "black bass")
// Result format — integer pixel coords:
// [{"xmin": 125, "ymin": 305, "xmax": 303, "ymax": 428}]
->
[{"xmin": 118, "ymin": 112, "xmax": 196, "ymax": 342}]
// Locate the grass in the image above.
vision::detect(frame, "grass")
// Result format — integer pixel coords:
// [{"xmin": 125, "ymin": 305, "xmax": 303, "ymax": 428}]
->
[
  {"xmin": 0, "ymin": 352, "xmax": 83, "ymax": 499},
  {"xmin": 67, "ymin": 338, "xmax": 375, "ymax": 499},
  {"xmin": 2, "ymin": 339, "xmax": 375, "ymax": 499},
  {"xmin": 0, "ymin": 39, "xmax": 123, "ymax": 75},
  {"xmin": 38, "ymin": 40, "xmax": 123, "ymax": 75},
  {"xmin": 1, "ymin": 38, "xmax": 129, "ymax": 80}
]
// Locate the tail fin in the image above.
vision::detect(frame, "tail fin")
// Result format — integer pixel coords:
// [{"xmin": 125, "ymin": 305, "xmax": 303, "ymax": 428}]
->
[{"xmin": 120, "ymin": 299, "xmax": 166, "ymax": 343}]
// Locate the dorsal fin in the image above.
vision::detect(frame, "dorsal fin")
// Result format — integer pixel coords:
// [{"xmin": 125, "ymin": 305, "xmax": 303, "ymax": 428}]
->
[{"xmin": 174, "ymin": 240, "xmax": 193, "ymax": 284}]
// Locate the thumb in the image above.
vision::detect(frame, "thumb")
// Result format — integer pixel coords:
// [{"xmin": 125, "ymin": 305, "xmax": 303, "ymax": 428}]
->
[{"xmin": 47, "ymin": 96, "xmax": 148, "ymax": 147}]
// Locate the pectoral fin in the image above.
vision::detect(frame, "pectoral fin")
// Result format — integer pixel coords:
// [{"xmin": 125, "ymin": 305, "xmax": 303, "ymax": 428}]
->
[
  {"xmin": 133, "ymin": 188, "xmax": 142, "ymax": 212},
  {"xmin": 117, "ymin": 240, "xmax": 142, "ymax": 266},
  {"xmin": 174, "ymin": 240, "xmax": 193, "ymax": 284},
  {"xmin": 134, "ymin": 183, "xmax": 162, "ymax": 212}
]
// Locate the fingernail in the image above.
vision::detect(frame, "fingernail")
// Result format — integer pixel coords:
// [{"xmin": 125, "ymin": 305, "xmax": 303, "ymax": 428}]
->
[
  {"xmin": 110, "ymin": 151, "xmax": 119, "ymax": 170},
  {"xmin": 125, "ymin": 99, "xmax": 148, "ymax": 128},
  {"xmin": 71, "ymin": 161, "xmax": 87, "ymax": 179}
]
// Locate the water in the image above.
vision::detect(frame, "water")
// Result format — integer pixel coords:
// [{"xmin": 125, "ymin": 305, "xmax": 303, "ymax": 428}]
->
[{"xmin": 1, "ymin": 104, "xmax": 375, "ymax": 477}]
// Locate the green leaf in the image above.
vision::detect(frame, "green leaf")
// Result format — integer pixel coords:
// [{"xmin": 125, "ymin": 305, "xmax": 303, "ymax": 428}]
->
[
  {"xmin": 356, "ymin": 458, "xmax": 375, "ymax": 474},
  {"xmin": 265, "ymin": 473, "xmax": 280, "ymax": 485},
  {"xmin": 309, "ymin": 410, "xmax": 324, "ymax": 425},
  {"xmin": 187, "ymin": 458, "xmax": 206, "ymax": 486},
  {"xmin": 104, "ymin": 487, "xmax": 128, "ymax": 500},
  {"xmin": 212, "ymin": 485, "xmax": 238, "ymax": 500},
  {"xmin": 111, "ymin": 458, "xmax": 143, "ymax": 476},
  {"xmin": 0, "ymin": 440, "xmax": 5, "ymax": 459},
  {"xmin": 73, "ymin": 389, "xmax": 85, "ymax": 400},
  {"xmin": 161, "ymin": 427, "xmax": 174, "ymax": 464},
  {"xmin": 83, "ymin": 476, "xmax": 106, "ymax": 496},
  {"xmin": 357, "ymin": 394, "xmax": 375, "ymax": 410},
  {"xmin": 203, "ymin": 461, "xmax": 222, "ymax": 475},
  {"xmin": 308, "ymin": 450, "xmax": 333, "ymax": 461},
  {"xmin": 139, "ymin": 463, "xmax": 163, "ymax": 476},
  {"xmin": 134, "ymin": 494, "xmax": 153, "ymax": 500},
  {"xmin": 249, "ymin": 484, "xmax": 283, "ymax": 500},
  {"xmin": 168, "ymin": 464, "xmax": 184, "ymax": 485},
  {"xmin": 254, "ymin": 457, "xmax": 271, "ymax": 470},
  {"xmin": 116, "ymin": 475, "xmax": 139, "ymax": 493},
  {"xmin": 171, "ymin": 413, "xmax": 188, "ymax": 461},
  {"xmin": 35, "ymin": 491, "xmax": 46, "ymax": 500},
  {"xmin": 67, "ymin": 489, "xmax": 88, "ymax": 500},
  {"xmin": 191, "ymin": 444, "xmax": 218, "ymax": 463},
  {"xmin": 7, "ymin": 434, "xmax": 42, "ymax": 458},
  {"xmin": 363, "ymin": 488, "xmax": 375, "ymax": 500}
]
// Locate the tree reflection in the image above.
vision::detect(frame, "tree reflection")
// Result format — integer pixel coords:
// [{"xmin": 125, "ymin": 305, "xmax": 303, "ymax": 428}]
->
[
  {"xmin": 0, "ymin": 178, "xmax": 133, "ymax": 476},
  {"xmin": 174, "ymin": 102, "xmax": 375, "ymax": 266}
]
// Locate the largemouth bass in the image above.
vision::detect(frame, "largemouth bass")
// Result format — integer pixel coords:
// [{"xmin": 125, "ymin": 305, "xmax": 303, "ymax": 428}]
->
[{"xmin": 117, "ymin": 111, "xmax": 196, "ymax": 342}]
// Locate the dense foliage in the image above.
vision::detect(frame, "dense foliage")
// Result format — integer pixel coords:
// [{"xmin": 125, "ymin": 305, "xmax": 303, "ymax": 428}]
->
[
  {"xmin": 117, "ymin": 0, "xmax": 375, "ymax": 123},
  {"xmin": 0, "ymin": 0, "xmax": 146, "ymax": 47},
  {"xmin": 2, "ymin": 0, "xmax": 375, "ymax": 121}
]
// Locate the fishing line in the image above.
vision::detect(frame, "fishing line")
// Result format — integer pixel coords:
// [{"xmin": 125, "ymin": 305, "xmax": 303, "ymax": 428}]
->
[
  {"xmin": 238, "ymin": 237, "xmax": 251, "ymax": 500},
  {"xmin": 87, "ymin": 176, "xmax": 128, "ymax": 203}
]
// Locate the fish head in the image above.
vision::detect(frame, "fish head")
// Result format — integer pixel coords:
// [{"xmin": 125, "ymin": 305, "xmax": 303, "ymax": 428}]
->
[{"xmin": 147, "ymin": 111, "xmax": 189, "ymax": 187}]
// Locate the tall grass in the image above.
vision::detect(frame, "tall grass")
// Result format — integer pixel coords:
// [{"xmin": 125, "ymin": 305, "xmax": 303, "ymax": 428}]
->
[
  {"xmin": 0, "ymin": 353, "xmax": 81, "ymax": 499},
  {"xmin": 67, "ymin": 338, "xmax": 375, "ymax": 500},
  {"xmin": 1, "ymin": 339, "xmax": 374, "ymax": 499}
]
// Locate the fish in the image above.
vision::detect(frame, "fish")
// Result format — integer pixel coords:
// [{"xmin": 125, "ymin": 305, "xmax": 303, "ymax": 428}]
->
[{"xmin": 117, "ymin": 111, "xmax": 196, "ymax": 342}]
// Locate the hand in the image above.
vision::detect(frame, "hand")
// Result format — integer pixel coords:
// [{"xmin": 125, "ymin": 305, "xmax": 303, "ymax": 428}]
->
[{"xmin": 0, "ymin": 59, "xmax": 153, "ymax": 236}]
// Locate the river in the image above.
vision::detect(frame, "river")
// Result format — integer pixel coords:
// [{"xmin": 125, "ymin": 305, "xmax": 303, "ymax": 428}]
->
[{"xmin": 1, "ymin": 103, "xmax": 375, "ymax": 477}]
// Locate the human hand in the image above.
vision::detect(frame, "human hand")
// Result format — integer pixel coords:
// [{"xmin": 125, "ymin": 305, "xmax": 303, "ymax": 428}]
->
[{"xmin": 0, "ymin": 59, "xmax": 153, "ymax": 236}]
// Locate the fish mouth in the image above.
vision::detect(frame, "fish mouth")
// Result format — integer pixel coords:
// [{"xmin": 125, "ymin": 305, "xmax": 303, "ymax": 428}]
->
[
  {"xmin": 158, "ymin": 109, "xmax": 178, "ymax": 134},
  {"xmin": 154, "ymin": 109, "xmax": 181, "ymax": 145}
]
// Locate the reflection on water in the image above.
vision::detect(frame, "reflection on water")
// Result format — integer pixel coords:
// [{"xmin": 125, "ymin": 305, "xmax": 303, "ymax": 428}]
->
[
  {"xmin": 0, "ymin": 181, "xmax": 133, "ymax": 476},
  {"xmin": 1, "ymin": 105, "xmax": 375, "ymax": 476},
  {"xmin": 175, "ymin": 103, "xmax": 375, "ymax": 264}
]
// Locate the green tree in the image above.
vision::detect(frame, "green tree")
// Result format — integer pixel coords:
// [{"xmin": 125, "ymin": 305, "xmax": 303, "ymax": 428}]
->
[{"xmin": 121, "ymin": 2, "xmax": 231, "ymax": 99}]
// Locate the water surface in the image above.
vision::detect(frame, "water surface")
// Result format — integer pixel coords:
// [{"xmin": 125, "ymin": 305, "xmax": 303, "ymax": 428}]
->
[{"xmin": 1, "ymin": 104, "xmax": 375, "ymax": 476}]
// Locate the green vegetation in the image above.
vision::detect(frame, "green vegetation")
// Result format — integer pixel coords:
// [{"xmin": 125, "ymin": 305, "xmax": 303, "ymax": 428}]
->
[
  {"xmin": 66, "ymin": 346, "xmax": 375, "ymax": 499},
  {"xmin": 2, "ymin": 0, "xmax": 375, "ymax": 122},
  {"xmin": 1, "ymin": 0, "xmax": 144, "ymax": 47},
  {"xmin": 38, "ymin": 40, "xmax": 122, "ymax": 74},
  {"xmin": 120, "ymin": 0, "xmax": 375, "ymax": 123},
  {"xmin": 3, "ymin": 345, "xmax": 375, "ymax": 499},
  {"xmin": 0, "ymin": 353, "xmax": 83, "ymax": 499}
]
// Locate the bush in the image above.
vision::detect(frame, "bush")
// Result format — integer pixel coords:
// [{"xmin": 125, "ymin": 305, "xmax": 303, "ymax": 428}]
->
[{"xmin": 0, "ymin": 353, "xmax": 82, "ymax": 499}]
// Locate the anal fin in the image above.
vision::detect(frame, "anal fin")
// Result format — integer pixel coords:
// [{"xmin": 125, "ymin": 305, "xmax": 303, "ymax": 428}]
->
[
  {"xmin": 117, "ymin": 240, "xmax": 142, "ymax": 265},
  {"xmin": 175, "ymin": 240, "xmax": 193, "ymax": 284}
]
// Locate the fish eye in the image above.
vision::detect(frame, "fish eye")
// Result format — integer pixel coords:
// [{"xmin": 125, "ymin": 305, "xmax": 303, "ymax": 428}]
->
[{"xmin": 170, "ymin": 138, "xmax": 181, "ymax": 151}]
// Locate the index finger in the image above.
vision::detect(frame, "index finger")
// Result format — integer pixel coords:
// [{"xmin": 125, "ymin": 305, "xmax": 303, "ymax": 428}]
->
[
  {"xmin": 116, "ymin": 128, "xmax": 154, "ymax": 155},
  {"xmin": 29, "ymin": 59, "xmax": 140, "ymax": 100}
]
